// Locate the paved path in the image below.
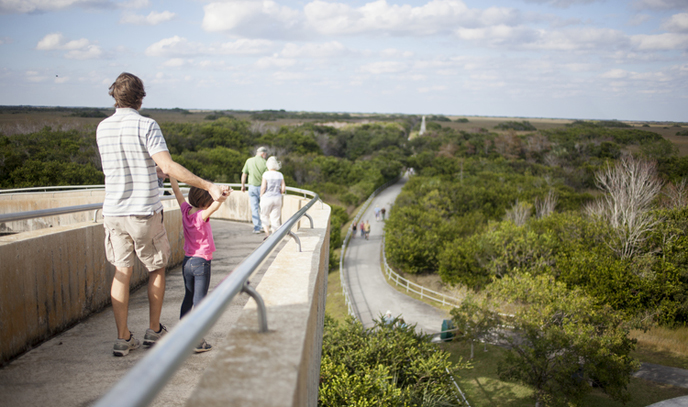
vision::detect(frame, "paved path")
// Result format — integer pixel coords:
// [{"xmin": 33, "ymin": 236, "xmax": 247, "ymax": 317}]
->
[
  {"xmin": 344, "ymin": 175, "xmax": 688, "ymax": 406},
  {"xmin": 0, "ymin": 219, "xmax": 276, "ymax": 407},
  {"xmin": 343, "ymin": 174, "xmax": 449, "ymax": 334}
]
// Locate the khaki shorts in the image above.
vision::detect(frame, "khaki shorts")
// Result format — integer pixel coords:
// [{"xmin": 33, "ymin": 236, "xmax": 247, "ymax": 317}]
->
[{"xmin": 104, "ymin": 211, "xmax": 170, "ymax": 272}]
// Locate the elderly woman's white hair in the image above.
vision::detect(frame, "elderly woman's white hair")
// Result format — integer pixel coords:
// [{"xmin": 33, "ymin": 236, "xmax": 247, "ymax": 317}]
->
[{"xmin": 266, "ymin": 156, "xmax": 281, "ymax": 171}]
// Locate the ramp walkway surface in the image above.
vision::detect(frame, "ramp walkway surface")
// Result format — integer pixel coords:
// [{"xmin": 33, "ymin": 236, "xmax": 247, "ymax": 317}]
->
[
  {"xmin": 0, "ymin": 219, "xmax": 277, "ymax": 407},
  {"xmin": 343, "ymin": 174, "xmax": 688, "ymax": 407}
]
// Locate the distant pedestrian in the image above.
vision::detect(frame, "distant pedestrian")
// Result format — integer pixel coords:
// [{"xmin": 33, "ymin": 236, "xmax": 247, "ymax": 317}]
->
[
  {"xmin": 170, "ymin": 177, "xmax": 230, "ymax": 353},
  {"xmin": 374, "ymin": 207, "xmax": 381, "ymax": 221},
  {"xmin": 97, "ymin": 72, "xmax": 228, "ymax": 357},
  {"xmin": 352, "ymin": 222, "xmax": 357, "ymax": 238},
  {"xmin": 241, "ymin": 146, "xmax": 268, "ymax": 234},
  {"xmin": 381, "ymin": 207, "xmax": 386, "ymax": 220},
  {"xmin": 260, "ymin": 156, "xmax": 286, "ymax": 238},
  {"xmin": 364, "ymin": 220, "xmax": 371, "ymax": 240},
  {"xmin": 359, "ymin": 221, "xmax": 365, "ymax": 238}
]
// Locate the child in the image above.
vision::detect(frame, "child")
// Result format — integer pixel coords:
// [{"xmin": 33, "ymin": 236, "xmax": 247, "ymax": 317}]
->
[{"xmin": 170, "ymin": 177, "xmax": 231, "ymax": 353}]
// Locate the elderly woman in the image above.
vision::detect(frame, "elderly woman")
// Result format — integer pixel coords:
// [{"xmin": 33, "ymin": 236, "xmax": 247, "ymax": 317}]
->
[{"xmin": 260, "ymin": 156, "xmax": 286, "ymax": 238}]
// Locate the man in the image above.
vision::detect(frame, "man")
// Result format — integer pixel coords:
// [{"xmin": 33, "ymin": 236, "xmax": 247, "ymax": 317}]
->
[
  {"xmin": 241, "ymin": 146, "xmax": 268, "ymax": 234},
  {"xmin": 97, "ymin": 72, "xmax": 228, "ymax": 357}
]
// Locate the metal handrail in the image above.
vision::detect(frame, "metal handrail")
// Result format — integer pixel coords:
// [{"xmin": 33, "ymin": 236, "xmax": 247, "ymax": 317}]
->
[
  {"xmin": 0, "ymin": 184, "xmax": 318, "ymax": 224},
  {"xmin": 94, "ymin": 189, "xmax": 321, "ymax": 407},
  {"xmin": 381, "ymin": 236, "xmax": 462, "ymax": 308}
]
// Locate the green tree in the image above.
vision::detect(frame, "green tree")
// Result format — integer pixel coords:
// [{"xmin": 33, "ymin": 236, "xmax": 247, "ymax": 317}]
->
[
  {"xmin": 319, "ymin": 315, "xmax": 469, "ymax": 406},
  {"xmin": 453, "ymin": 274, "xmax": 639, "ymax": 407}
]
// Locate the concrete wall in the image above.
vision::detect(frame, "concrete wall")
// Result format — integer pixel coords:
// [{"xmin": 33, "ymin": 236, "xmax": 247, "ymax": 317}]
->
[
  {"xmin": 187, "ymin": 201, "xmax": 330, "ymax": 407},
  {"xmin": 0, "ymin": 191, "xmax": 317, "ymax": 368}
]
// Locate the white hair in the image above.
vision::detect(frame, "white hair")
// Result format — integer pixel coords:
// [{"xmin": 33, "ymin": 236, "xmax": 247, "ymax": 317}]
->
[{"xmin": 266, "ymin": 156, "xmax": 281, "ymax": 171}]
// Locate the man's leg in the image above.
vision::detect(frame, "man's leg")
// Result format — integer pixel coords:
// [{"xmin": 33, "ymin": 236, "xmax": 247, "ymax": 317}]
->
[
  {"xmin": 148, "ymin": 267, "xmax": 166, "ymax": 331},
  {"xmin": 248, "ymin": 185, "xmax": 262, "ymax": 232},
  {"xmin": 111, "ymin": 266, "xmax": 134, "ymax": 339}
]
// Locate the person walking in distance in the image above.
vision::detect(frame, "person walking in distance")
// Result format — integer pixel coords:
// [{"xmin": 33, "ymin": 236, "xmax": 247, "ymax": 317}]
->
[
  {"xmin": 352, "ymin": 222, "xmax": 357, "ymax": 238},
  {"xmin": 260, "ymin": 156, "xmax": 286, "ymax": 238},
  {"xmin": 381, "ymin": 207, "xmax": 386, "ymax": 220},
  {"xmin": 364, "ymin": 220, "xmax": 371, "ymax": 240},
  {"xmin": 97, "ymin": 72, "xmax": 228, "ymax": 357},
  {"xmin": 241, "ymin": 147, "xmax": 268, "ymax": 234},
  {"xmin": 359, "ymin": 220, "xmax": 365, "ymax": 238},
  {"xmin": 170, "ymin": 178, "xmax": 230, "ymax": 352}
]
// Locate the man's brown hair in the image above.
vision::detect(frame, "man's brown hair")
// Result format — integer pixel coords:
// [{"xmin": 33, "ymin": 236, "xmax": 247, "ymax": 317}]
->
[
  {"xmin": 108, "ymin": 72, "xmax": 146, "ymax": 109},
  {"xmin": 188, "ymin": 186, "xmax": 214, "ymax": 209}
]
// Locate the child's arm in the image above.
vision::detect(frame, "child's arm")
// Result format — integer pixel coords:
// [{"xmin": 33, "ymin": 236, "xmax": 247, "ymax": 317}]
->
[
  {"xmin": 170, "ymin": 177, "xmax": 186, "ymax": 207},
  {"xmin": 201, "ymin": 188, "xmax": 232, "ymax": 222}
]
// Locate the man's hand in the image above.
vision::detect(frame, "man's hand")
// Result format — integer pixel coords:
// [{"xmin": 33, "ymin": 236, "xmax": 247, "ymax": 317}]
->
[
  {"xmin": 207, "ymin": 184, "xmax": 225, "ymax": 201},
  {"xmin": 156, "ymin": 166, "xmax": 168, "ymax": 179},
  {"xmin": 216, "ymin": 187, "xmax": 232, "ymax": 203},
  {"xmin": 241, "ymin": 184, "xmax": 246, "ymax": 192}
]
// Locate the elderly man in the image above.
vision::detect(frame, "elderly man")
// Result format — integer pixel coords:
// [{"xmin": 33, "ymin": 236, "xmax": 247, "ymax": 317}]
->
[
  {"xmin": 241, "ymin": 146, "xmax": 268, "ymax": 234},
  {"xmin": 97, "ymin": 72, "xmax": 228, "ymax": 357}
]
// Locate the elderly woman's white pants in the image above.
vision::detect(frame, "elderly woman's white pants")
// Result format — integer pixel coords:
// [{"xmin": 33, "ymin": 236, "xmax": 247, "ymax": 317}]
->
[{"xmin": 260, "ymin": 195, "xmax": 282, "ymax": 233}]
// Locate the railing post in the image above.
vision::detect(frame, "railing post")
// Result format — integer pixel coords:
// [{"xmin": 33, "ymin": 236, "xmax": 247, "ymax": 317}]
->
[{"xmin": 241, "ymin": 282, "xmax": 268, "ymax": 333}]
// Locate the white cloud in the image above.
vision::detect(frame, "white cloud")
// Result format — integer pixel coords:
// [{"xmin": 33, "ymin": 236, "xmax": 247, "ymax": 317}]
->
[
  {"xmin": 36, "ymin": 32, "xmax": 103, "ymax": 59},
  {"xmin": 119, "ymin": 0, "xmax": 149, "ymax": 9},
  {"xmin": 146, "ymin": 36, "xmax": 274, "ymax": 57},
  {"xmin": 26, "ymin": 70, "xmax": 47, "ymax": 82},
  {"xmin": 601, "ymin": 69, "xmax": 629, "ymax": 79},
  {"xmin": 146, "ymin": 36, "xmax": 200, "ymax": 57},
  {"xmin": 520, "ymin": 0, "xmax": 598, "ymax": 8},
  {"xmin": 417, "ymin": 85, "xmax": 448, "ymax": 93},
  {"xmin": 631, "ymin": 32, "xmax": 688, "ymax": 50},
  {"xmin": 162, "ymin": 58, "xmax": 188, "ymax": 67},
  {"xmin": 663, "ymin": 13, "xmax": 688, "ymax": 32},
  {"xmin": 54, "ymin": 75, "xmax": 69, "ymax": 83},
  {"xmin": 523, "ymin": 27, "xmax": 629, "ymax": 51},
  {"xmin": 216, "ymin": 38, "xmax": 273, "ymax": 55},
  {"xmin": 456, "ymin": 24, "xmax": 538, "ymax": 47},
  {"xmin": 202, "ymin": 1, "xmax": 303, "ymax": 38},
  {"xmin": 255, "ymin": 55, "xmax": 296, "ymax": 69},
  {"xmin": 632, "ymin": 0, "xmax": 688, "ymax": 11},
  {"xmin": 280, "ymin": 42, "xmax": 349, "ymax": 58},
  {"xmin": 0, "ymin": 0, "xmax": 112, "ymax": 14},
  {"xmin": 627, "ymin": 14, "xmax": 652, "ymax": 26},
  {"xmin": 360, "ymin": 61, "xmax": 407, "ymax": 74},
  {"xmin": 304, "ymin": 0, "xmax": 519, "ymax": 36},
  {"xmin": 120, "ymin": 10, "xmax": 175, "ymax": 25}
]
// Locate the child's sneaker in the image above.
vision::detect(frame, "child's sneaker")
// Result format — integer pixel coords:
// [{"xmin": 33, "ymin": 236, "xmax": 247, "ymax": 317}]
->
[
  {"xmin": 113, "ymin": 332, "xmax": 140, "ymax": 357},
  {"xmin": 195, "ymin": 339, "xmax": 212, "ymax": 353},
  {"xmin": 143, "ymin": 324, "xmax": 167, "ymax": 347}
]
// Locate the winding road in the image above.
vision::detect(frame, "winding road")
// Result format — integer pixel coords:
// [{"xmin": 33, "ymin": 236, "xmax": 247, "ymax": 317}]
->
[{"xmin": 342, "ymin": 174, "xmax": 449, "ymax": 334}]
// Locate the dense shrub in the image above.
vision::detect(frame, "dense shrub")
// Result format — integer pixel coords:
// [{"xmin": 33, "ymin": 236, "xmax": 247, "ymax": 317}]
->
[{"xmin": 319, "ymin": 315, "xmax": 467, "ymax": 406}]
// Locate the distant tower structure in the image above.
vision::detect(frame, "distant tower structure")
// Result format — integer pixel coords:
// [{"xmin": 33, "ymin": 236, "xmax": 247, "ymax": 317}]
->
[{"xmin": 419, "ymin": 116, "xmax": 426, "ymax": 136}]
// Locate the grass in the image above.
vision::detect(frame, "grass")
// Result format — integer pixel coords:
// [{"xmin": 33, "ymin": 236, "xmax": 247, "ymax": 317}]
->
[
  {"xmin": 631, "ymin": 326, "xmax": 688, "ymax": 369},
  {"xmin": 441, "ymin": 341, "xmax": 688, "ymax": 407}
]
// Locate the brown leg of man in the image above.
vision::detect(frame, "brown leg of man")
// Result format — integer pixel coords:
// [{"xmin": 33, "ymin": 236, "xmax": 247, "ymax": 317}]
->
[
  {"xmin": 111, "ymin": 266, "xmax": 134, "ymax": 339},
  {"xmin": 148, "ymin": 267, "xmax": 166, "ymax": 331}
]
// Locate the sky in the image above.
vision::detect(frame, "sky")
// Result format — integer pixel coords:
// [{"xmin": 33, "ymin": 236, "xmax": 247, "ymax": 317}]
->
[{"xmin": 0, "ymin": 0, "xmax": 687, "ymax": 122}]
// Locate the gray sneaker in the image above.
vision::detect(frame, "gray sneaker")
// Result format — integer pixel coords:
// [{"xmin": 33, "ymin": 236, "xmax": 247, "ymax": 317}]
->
[
  {"xmin": 143, "ymin": 324, "xmax": 167, "ymax": 347},
  {"xmin": 113, "ymin": 332, "xmax": 140, "ymax": 357}
]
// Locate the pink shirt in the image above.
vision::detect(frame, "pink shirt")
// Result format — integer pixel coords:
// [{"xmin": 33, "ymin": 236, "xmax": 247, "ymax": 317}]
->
[{"xmin": 181, "ymin": 202, "xmax": 215, "ymax": 260}]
